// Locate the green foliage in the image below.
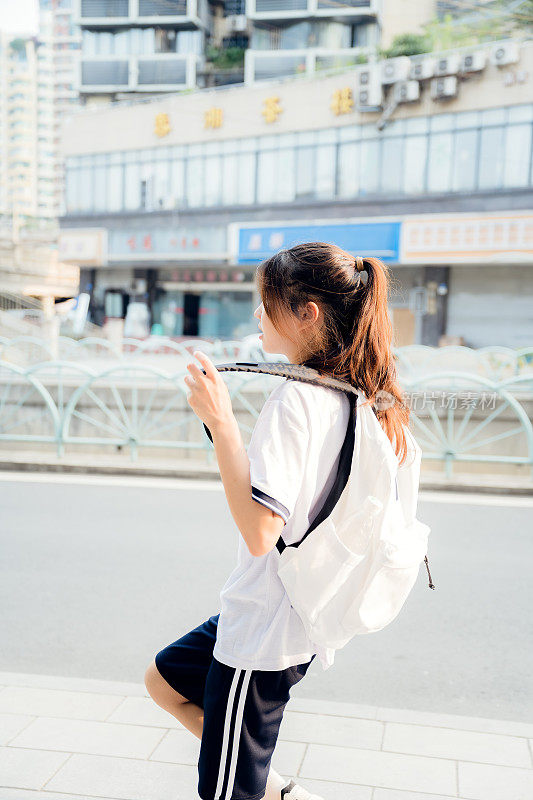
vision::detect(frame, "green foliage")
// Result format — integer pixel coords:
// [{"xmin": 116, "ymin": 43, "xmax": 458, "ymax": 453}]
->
[
  {"xmin": 206, "ymin": 45, "xmax": 245, "ymax": 69},
  {"xmin": 381, "ymin": 33, "xmax": 431, "ymax": 59}
]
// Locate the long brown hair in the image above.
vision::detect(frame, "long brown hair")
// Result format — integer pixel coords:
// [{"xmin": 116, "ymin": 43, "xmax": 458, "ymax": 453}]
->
[{"xmin": 255, "ymin": 241, "xmax": 410, "ymax": 465}]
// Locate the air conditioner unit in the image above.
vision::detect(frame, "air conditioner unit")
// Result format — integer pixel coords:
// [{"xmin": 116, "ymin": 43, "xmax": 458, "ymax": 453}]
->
[
  {"xmin": 434, "ymin": 54, "xmax": 461, "ymax": 76},
  {"xmin": 394, "ymin": 80, "xmax": 420, "ymax": 103},
  {"xmin": 410, "ymin": 57, "xmax": 435, "ymax": 80},
  {"xmin": 431, "ymin": 75, "xmax": 458, "ymax": 99},
  {"xmin": 461, "ymin": 51, "xmax": 486, "ymax": 73},
  {"xmin": 490, "ymin": 41, "xmax": 519, "ymax": 66},
  {"xmin": 357, "ymin": 67, "xmax": 383, "ymax": 109},
  {"xmin": 381, "ymin": 56, "xmax": 411, "ymax": 84},
  {"xmin": 227, "ymin": 14, "xmax": 247, "ymax": 33}
]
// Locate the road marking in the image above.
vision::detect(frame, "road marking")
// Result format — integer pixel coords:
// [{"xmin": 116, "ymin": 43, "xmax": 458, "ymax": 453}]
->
[{"xmin": 419, "ymin": 490, "xmax": 533, "ymax": 507}]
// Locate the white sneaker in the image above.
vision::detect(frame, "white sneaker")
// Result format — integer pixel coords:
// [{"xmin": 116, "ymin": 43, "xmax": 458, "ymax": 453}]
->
[{"xmin": 280, "ymin": 778, "xmax": 325, "ymax": 800}]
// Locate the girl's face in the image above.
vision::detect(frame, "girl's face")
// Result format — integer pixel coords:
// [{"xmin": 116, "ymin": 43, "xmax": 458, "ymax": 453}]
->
[
  {"xmin": 253, "ymin": 300, "xmax": 318, "ymax": 362},
  {"xmin": 254, "ymin": 301, "xmax": 293, "ymax": 359}
]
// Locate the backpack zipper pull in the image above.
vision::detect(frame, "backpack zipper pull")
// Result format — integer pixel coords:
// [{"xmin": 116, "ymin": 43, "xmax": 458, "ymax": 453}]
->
[{"xmin": 424, "ymin": 555, "xmax": 435, "ymax": 589}]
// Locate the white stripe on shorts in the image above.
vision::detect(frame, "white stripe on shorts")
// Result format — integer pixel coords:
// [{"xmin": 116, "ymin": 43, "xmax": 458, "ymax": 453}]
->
[{"xmin": 215, "ymin": 667, "xmax": 253, "ymax": 800}]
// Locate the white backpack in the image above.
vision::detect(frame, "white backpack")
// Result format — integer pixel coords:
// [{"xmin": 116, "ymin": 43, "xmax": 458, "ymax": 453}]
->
[{"xmin": 205, "ymin": 361, "xmax": 434, "ymax": 653}]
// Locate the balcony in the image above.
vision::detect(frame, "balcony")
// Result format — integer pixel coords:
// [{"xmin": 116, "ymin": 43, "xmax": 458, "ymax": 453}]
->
[
  {"xmin": 78, "ymin": 0, "xmax": 211, "ymax": 30},
  {"xmin": 246, "ymin": 0, "xmax": 376, "ymax": 22},
  {"xmin": 244, "ymin": 46, "xmax": 367, "ymax": 83},
  {"xmin": 79, "ymin": 53, "xmax": 202, "ymax": 92}
]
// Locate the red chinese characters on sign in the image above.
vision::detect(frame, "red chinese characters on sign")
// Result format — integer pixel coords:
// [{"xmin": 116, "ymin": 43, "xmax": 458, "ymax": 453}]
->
[
  {"xmin": 143, "ymin": 235, "xmax": 152, "ymax": 251},
  {"xmin": 127, "ymin": 236, "xmax": 136, "ymax": 251}
]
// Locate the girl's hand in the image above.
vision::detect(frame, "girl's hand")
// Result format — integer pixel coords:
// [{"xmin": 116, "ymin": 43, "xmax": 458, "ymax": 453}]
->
[{"xmin": 184, "ymin": 351, "xmax": 234, "ymax": 431}]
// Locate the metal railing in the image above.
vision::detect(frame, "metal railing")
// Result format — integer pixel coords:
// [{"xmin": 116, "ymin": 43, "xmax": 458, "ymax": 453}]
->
[{"xmin": 0, "ymin": 348, "xmax": 532, "ymax": 478}]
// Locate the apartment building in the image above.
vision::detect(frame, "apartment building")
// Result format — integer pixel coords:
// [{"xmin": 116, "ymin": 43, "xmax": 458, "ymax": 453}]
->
[{"xmin": 76, "ymin": 0, "xmax": 212, "ymax": 99}]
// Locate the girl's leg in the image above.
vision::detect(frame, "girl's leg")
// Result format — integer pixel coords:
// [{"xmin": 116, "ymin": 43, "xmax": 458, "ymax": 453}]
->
[{"xmin": 145, "ymin": 660, "xmax": 288, "ymax": 800}]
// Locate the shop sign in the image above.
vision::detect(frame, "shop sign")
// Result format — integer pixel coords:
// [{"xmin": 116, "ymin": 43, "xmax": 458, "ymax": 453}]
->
[
  {"xmin": 401, "ymin": 212, "xmax": 533, "ymax": 263},
  {"xmin": 233, "ymin": 220, "xmax": 401, "ymax": 264},
  {"xmin": 108, "ymin": 227, "xmax": 227, "ymax": 260},
  {"xmin": 58, "ymin": 229, "xmax": 107, "ymax": 265}
]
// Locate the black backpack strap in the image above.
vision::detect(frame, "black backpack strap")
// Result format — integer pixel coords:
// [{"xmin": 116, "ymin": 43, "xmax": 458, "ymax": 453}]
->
[{"xmin": 276, "ymin": 392, "xmax": 357, "ymax": 555}]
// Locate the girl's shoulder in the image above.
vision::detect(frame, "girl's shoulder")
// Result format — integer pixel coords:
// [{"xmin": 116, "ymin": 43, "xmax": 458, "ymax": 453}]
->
[{"xmin": 267, "ymin": 378, "xmax": 348, "ymax": 418}]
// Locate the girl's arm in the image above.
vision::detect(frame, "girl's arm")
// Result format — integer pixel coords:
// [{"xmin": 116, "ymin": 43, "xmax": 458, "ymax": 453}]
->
[
  {"xmin": 209, "ymin": 415, "xmax": 285, "ymax": 557},
  {"xmin": 184, "ymin": 351, "xmax": 285, "ymax": 557}
]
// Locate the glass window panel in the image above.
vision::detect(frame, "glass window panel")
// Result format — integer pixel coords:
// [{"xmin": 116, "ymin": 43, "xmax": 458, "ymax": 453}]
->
[
  {"xmin": 478, "ymin": 126, "xmax": 504, "ymax": 189},
  {"xmin": 455, "ymin": 110, "xmax": 479, "ymax": 129},
  {"xmin": 452, "ymin": 129, "xmax": 478, "ymax": 191},
  {"xmin": 339, "ymin": 125, "xmax": 360, "ymax": 141},
  {"xmin": 297, "ymin": 131, "xmax": 315, "ymax": 146},
  {"xmin": 239, "ymin": 137, "xmax": 257, "ymax": 152},
  {"xmin": 317, "ymin": 128, "xmax": 337, "ymax": 144},
  {"xmin": 360, "ymin": 124, "xmax": 375, "ymax": 139},
  {"xmin": 186, "ymin": 157, "xmax": 204, "ymax": 206},
  {"xmin": 403, "ymin": 135, "xmax": 427, "ymax": 193},
  {"xmin": 315, "ymin": 144, "xmax": 336, "ymax": 198},
  {"xmin": 238, "ymin": 152, "xmax": 255, "ymax": 204},
  {"xmin": 170, "ymin": 158, "xmax": 184, "ymax": 206},
  {"xmin": 204, "ymin": 155, "xmax": 222, "ymax": 205},
  {"xmin": 427, "ymin": 132, "xmax": 452, "ymax": 192},
  {"xmin": 124, "ymin": 162, "xmax": 141, "ymax": 210},
  {"xmin": 480, "ymin": 107, "xmax": 506, "ymax": 126},
  {"xmin": 277, "ymin": 148, "xmax": 295, "ymax": 202},
  {"xmin": 222, "ymin": 154, "xmax": 238, "ymax": 205},
  {"xmin": 381, "ymin": 136, "xmax": 403, "ymax": 193},
  {"xmin": 107, "ymin": 164, "xmax": 123, "ymax": 211},
  {"xmin": 78, "ymin": 167, "xmax": 93, "ymax": 212},
  {"xmin": 431, "ymin": 113, "xmax": 453, "ymax": 131},
  {"xmin": 222, "ymin": 139, "xmax": 238, "ymax": 154},
  {"xmin": 257, "ymin": 150, "xmax": 276, "ymax": 204},
  {"xmin": 93, "ymin": 164, "xmax": 107, "ymax": 211},
  {"xmin": 153, "ymin": 159, "xmax": 169, "ymax": 207},
  {"xmin": 504, "ymin": 124, "xmax": 532, "ymax": 187},
  {"xmin": 382, "ymin": 119, "xmax": 405, "ymax": 137},
  {"xmin": 258, "ymin": 135, "xmax": 278, "ymax": 151},
  {"xmin": 404, "ymin": 117, "xmax": 429, "ymax": 134},
  {"xmin": 337, "ymin": 141, "xmax": 359, "ymax": 198},
  {"xmin": 204, "ymin": 142, "xmax": 219, "ymax": 156},
  {"xmin": 507, "ymin": 104, "xmax": 533, "ymax": 123},
  {"xmin": 277, "ymin": 133, "xmax": 296, "ymax": 147},
  {"xmin": 295, "ymin": 145, "xmax": 315, "ymax": 198},
  {"xmin": 360, "ymin": 139, "xmax": 380, "ymax": 193},
  {"xmin": 65, "ymin": 167, "xmax": 79, "ymax": 212}
]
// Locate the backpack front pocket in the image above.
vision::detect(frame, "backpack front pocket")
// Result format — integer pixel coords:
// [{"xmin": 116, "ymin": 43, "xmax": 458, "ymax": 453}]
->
[{"xmin": 277, "ymin": 516, "xmax": 368, "ymax": 628}]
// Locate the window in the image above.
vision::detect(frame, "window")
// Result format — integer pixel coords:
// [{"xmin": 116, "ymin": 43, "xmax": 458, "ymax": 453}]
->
[
  {"xmin": 504, "ymin": 124, "xmax": 532, "ymax": 187},
  {"xmin": 427, "ymin": 133, "xmax": 452, "ymax": 193},
  {"xmin": 478, "ymin": 126, "xmax": 504, "ymax": 189}
]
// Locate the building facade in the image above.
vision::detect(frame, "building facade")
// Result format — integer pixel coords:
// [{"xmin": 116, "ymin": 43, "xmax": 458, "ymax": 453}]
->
[
  {"xmin": 0, "ymin": 3, "xmax": 81, "ymax": 233},
  {"xmin": 60, "ymin": 38, "xmax": 533, "ymax": 347}
]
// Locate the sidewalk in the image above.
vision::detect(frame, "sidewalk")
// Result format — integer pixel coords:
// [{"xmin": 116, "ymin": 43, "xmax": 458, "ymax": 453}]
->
[
  {"xmin": 0, "ymin": 672, "xmax": 531, "ymax": 800},
  {"xmin": 1, "ymin": 452, "xmax": 532, "ymax": 495}
]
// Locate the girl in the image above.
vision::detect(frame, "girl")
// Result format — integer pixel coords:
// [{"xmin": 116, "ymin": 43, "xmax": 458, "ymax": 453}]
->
[{"xmin": 145, "ymin": 242, "xmax": 410, "ymax": 800}]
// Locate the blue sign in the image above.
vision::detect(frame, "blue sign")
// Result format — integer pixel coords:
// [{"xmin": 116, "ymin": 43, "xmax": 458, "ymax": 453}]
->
[{"xmin": 236, "ymin": 221, "xmax": 401, "ymax": 264}]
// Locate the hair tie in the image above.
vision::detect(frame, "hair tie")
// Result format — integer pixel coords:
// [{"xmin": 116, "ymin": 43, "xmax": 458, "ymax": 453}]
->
[{"xmin": 354, "ymin": 256, "xmax": 369, "ymax": 287}]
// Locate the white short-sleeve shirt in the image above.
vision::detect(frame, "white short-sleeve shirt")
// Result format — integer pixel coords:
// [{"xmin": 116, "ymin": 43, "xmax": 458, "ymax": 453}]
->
[{"xmin": 213, "ymin": 377, "xmax": 351, "ymax": 671}]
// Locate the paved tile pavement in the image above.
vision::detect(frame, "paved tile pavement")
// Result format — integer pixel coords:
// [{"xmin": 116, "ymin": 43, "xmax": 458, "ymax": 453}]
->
[{"xmin": 0, "ymin": 672, "xmax": 531, "ymax": 800}]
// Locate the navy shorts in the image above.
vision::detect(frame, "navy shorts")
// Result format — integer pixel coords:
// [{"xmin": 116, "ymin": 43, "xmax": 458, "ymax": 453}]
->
[{"xmin": 154, "ymin": 613, "xmax": 315, "ymax": 800}]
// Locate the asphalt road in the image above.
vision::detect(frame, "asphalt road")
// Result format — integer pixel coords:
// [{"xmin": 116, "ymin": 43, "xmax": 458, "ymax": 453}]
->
[{"xmin": 1, "ymin": 473, "xmax": 531, "ymax": 722}]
